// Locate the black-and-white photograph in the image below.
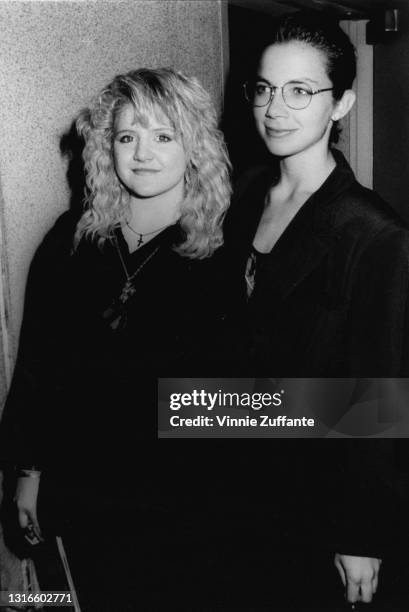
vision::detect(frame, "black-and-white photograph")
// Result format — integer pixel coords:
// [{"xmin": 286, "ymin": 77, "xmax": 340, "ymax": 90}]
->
[{"xmin": 0, "ymin": 0, "xmax": 409, "ymax": 610}]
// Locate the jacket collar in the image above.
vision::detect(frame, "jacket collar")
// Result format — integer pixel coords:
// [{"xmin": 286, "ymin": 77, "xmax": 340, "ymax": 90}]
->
[
  {"xmin": 307, "ymin": 148, "xmax": 356, "ymax": 235},
  {"xmin": 250, "ymin": 149, "xmax": 357, "ymax": 301}
]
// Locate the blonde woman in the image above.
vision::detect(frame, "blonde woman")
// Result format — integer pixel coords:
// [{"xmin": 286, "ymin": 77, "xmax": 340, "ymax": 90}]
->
[{"xmin": 1, "ymin": 68, "xmax": 231, "ymax": 608}]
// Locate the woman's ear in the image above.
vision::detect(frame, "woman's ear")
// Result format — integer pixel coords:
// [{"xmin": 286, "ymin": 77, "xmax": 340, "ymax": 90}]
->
[{"xmin": 331, "ymin": 89, "xmax": 356, "ymax": 122}]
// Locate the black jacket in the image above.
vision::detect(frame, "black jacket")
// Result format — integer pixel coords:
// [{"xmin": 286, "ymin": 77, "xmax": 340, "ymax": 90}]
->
[
  {"xmin": 219, "ymin": 150, "xmax": 409, "ymax": 558},
  {"xmin": 224, "ymin": 149, "xmax": 409, "ymax": 377}
]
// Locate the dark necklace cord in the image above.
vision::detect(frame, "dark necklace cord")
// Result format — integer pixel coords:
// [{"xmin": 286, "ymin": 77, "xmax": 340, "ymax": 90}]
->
[{"xmin": 125, "ymin": 220, "xmax": 174, "ymax": 247}]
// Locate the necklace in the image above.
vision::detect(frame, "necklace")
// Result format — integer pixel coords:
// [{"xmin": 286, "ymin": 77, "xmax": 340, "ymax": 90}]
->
[
  {"xmin": 115, "ymin": 238, "xmax": 160, "ymax": 302},
  {"xmin": 102, "ymin": 237, "xmax": 161, "ymax": 331},
  {"xmin": 125, "ymin": 220, "xmax": 174, "ymax": 247}
]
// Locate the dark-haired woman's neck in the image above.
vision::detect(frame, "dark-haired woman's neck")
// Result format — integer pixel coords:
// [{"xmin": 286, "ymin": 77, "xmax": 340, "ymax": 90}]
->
[
  {"xmin": 253, "ymin": 146, "xmax": 335, "ymax": 253},
  {"xmin": 278, "ymin": 146, "xmax": 336, "ymax": 196}
]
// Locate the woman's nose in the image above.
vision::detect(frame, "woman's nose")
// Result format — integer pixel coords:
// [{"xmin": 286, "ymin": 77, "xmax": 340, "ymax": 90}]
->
[
  {"xmin": 265, "ymin": 89, "xmax": 288, "ymax": 118},
  {"xmin": 133, "ymin": 138, "xmax": 153, "ymax": 161}
]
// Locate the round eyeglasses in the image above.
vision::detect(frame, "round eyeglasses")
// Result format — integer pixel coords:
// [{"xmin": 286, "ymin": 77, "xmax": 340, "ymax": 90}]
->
[{"xmin": 243, "ymin": 81, "xmax": 334, "ymax": 110}]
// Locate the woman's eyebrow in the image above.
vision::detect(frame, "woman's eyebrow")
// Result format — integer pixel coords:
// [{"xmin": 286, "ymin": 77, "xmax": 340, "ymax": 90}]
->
[
  {"xmin": 152, "ymin": 126, "xmax": 175, "ymax": 131},
  {"xmin": 289, "ymin": 77, "xmax": 319, "ymax": 85},
  {"xmin": 114, "ymin": 124, "xmax": 175, "ymax": 134},
  {"xmin": 114, "ymin": 128, "xmax": 136, "ymax": 134},
  {"xmin": 256, "ymin": 75, "xmax": 320, "ymax": 85},
  {"xmin": 256, "ymin": 76, "xmax": 272, "ymax": 85}
]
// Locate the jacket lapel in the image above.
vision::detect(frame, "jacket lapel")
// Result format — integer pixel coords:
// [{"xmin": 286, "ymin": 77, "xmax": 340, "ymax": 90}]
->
[
  {"xmin": 252, "ymin": 150, "xmax": 357, "ymax": 303},
  {"xmin": 272, "ymin": 230, "xmax": 333, "ymax": 302},
  {"xmin": 253, "ymin": 199, "xmax": 333, "ymax": 303}
]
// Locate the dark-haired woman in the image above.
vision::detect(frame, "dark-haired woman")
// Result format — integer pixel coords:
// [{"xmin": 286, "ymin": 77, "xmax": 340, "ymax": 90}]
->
[{"xmin": 224, "ymin": 12, "xmax": 409, "ymax": 607}]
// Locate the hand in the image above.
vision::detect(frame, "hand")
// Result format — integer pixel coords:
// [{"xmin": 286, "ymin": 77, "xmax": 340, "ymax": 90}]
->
[
  {"xmin": 15, "ymin": 474, "xmax": 42, "ymax": 543},
  {"xmin": 334, "ymin": 553, "xmax": 382, "ymax": 604}
]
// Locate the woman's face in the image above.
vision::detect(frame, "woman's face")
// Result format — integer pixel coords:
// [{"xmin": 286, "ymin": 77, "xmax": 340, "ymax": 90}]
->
[
  {"xmin": 253, "ymin": 41, "xmax": 337, "ymax": 160},
  {"xmin": 113, "ymin": 104, "xmax": 187, "ymax": 204}
]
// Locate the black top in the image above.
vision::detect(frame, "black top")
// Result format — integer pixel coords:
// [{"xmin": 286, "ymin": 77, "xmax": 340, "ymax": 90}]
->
[{"xmin": 0, "ymin": 213, "xmax": 228, "ymax": 482}]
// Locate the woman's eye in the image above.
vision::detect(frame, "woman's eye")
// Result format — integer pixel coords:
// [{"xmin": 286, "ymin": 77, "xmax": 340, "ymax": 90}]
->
[
  {"xmin": 156, "ymin": 134, "xmax": 172, "ymax": 143},
  {"xmin": 119, "ymin": 134, "xmax": 133, "ymax": 143},
  {"xmin": 255, "ymin": 84, "xmax": 269, "ymax": 95},
  {"xmin": 292, "ymin": 87, "xmax": 310, "ymax": 96}
]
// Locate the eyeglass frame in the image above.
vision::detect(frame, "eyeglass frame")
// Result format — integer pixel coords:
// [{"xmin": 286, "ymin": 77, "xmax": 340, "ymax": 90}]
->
[{"xmin": 243, "ymin": 80, "xmax": 334, "ymax": 110}]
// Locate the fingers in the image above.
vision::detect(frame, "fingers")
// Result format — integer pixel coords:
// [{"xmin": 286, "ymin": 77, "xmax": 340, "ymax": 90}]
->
[
  {"xmin": 360, "ymin": 578, "xmax": 375, "ymax": 603},
  {"xmin": 347, "ymin": 580, "xmax": 374, "ymax": 603},
  {"xmin": 334, "ymin": 556, "xmax": 347, "ymax": 587},
  {"xmin": 346, "ymin": 564, "xmax": 380, "ymax": 603},
  {"xmin": 346, "ymin": 578, "xmax": 360, "ymax": 603},
  {"xmin": 372, "ymin": 571, "xmax": 379, "ymax": 594},
  {"xmin": 18, "ymin": 507, "xmax": 43, "ymax": 543},
  {"xmin": 18, "ymin": 508, "xmax": 29, "ymax": 529},
  {"xmin": 25, "ymin": 519, "xmax": 43, "ymax": 545},
  {"xmin": 335, "ymin": 555, "xmax": 382, "ymax": 604},
  {"xmin": 17, "ymin": 502, "xmax": 37, "ymax": 527},
  {"xmin": 15, "ymin": 475, "xmax": 42, "ymax": 539}
]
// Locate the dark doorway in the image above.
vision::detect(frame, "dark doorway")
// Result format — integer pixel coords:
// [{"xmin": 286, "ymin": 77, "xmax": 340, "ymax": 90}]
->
[{"xmin": 222, "ymin": 5, "xmax": 283, "ymax": 178}]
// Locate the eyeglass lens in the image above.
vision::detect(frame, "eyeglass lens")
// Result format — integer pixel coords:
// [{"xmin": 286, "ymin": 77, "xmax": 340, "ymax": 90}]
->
[{"xmin": 246, "ymin": 82, "xmax": 313, "ymax": 110}]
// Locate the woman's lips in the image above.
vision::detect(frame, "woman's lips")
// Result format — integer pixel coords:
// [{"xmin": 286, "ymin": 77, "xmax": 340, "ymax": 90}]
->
[{"xmin": 265, "ymin": 127, "xmax": 297, "ymax": 138}]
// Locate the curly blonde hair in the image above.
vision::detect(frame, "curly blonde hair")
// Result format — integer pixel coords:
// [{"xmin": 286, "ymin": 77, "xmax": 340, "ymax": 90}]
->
[{"xmin": 75, "ymin": 68, "xmax": 231, "ymax": 258}]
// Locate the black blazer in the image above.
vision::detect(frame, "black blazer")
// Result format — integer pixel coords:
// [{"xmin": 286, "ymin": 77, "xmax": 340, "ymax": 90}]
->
[
  {"xmin": 224, "ymin": 149, "xmax": 409, "ymax": 377},
  {"xmin": 220, "ymin": 150, "xmax": 409, "ymax": 558}
]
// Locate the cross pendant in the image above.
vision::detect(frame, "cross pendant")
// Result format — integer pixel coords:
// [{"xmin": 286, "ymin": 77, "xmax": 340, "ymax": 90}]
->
[
  {"xmin": 137, "ymin": 234, "xmax": 144, "ymax": 247},
  {"xmin": 120, "ymin": 280, "xmax": 135, "ymax": 302}
]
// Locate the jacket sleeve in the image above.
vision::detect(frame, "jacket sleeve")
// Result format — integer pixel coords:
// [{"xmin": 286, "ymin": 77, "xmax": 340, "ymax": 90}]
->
[
  {"xmin": 0, "ymin": 212, "xmax": 78, "ymax": 469},
  {"xmin": 326, "ymin": 437, "xmax": 402, "ymax": 558},
  {"xmin": 338, "ymin": 222, "xmax": 409, "ymax": 554},
  {"xmin": 349, "ymin": 225, "xmax": 409, "ymax": 376}
]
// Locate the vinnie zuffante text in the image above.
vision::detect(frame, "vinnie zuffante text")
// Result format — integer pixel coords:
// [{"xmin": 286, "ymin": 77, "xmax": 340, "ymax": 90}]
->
[{"xmin": 167, "ymin": 389, "xmax": 315, "ymax": 428}]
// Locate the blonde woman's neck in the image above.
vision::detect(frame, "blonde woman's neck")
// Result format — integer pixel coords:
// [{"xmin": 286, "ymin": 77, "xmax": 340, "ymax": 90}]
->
[{"xmin": 127, "ymin": 193, "xmax": 182, "ymax": 235}]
